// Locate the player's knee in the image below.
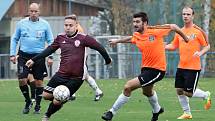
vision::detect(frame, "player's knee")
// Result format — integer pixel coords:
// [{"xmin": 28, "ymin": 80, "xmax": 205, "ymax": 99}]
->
[
  {"xmin": 184, "ymin": 92, "xmax": 193, "ymax": 97},
  {"xmin": 123, "ymin": 84, "xmax": 132, "ymax": 96},
  {"xmin": 19, "ymin": 78, "xmax": 28, "ymax": 85},
  {"xmin": 43, "ymin": 92, "xmax": 53, "ymax": 100},
  {"xmin": 35, "ymin": 79, "xmax": 43, "ymax": 87},
  {"xmin": 142, "ymin": 91, "xmax": 153, "ymax": 97},
  {"xmin": 176, "ymin": 88, "xmax": 184, "ymax": 95}
]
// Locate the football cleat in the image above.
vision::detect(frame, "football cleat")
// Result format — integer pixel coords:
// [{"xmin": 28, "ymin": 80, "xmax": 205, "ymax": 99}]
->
[
  {"xmin": 102, "ymin": 111, "xmax": 113, "ymax": 121},
  {"xmin": 22, "ymin": 101, "xmax": 33, "ymax": 114},
  {"xmin": 151, "ymin": 107, "xmax": 164, "ymax": 121},
  {"xmin": 204, "ymin": 91, "xmax": 211, "ymax": 110},
  {"xmin": 34, "ymin": 105, "xmax": 41, "ymax": 114},
  {"xmin": 94, "ymin": 93, "xmax": 104, "ymax": 101},
  {"xmin": 41, "ymin": 115, "xmax": 49, "ymax": 121},
  {"xmin": 177, "ymin": 113, "xmax": 192, "ymax": 119}
]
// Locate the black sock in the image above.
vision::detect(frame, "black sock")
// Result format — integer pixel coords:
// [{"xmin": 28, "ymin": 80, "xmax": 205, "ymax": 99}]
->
[
  {"xmin": 35, "ymin": 87, "xmax": 44, "ymax": 106},
  {"xmin": 20, "ymin": 85, "xmax": 31, "ymax": 102},
  {"xmin": 29, "ymin": 81, "xmax": 36, "ymax": 99},
  {"xmin": 45, "ymin": 102, "xmax": 62, "ymax": 117}
]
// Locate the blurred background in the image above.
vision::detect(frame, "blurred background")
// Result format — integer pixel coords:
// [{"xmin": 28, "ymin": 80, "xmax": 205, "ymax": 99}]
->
[{"xmin": 0, "ymin": 0, "xmax": 215, "ymax": 79}]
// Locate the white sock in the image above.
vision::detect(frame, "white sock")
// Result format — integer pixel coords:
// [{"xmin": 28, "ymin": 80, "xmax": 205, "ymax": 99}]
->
[
  {"xmin": 192, "ymin": 88, "xmax": 208, "ymax": 100},
  {"xmin": 110, "ymin": 93, "xmax": 130, "ymax": 115},
  {"xmin": 86, "ymin": 76, "xmax": 102, "ymax": 95},
  {"xmin": 178, "ymin": 95, "xmax": 191, "ymax": 114},
  {"xmin": 148, "ymin": 91, "xmax": 161, "ymax": 113}
]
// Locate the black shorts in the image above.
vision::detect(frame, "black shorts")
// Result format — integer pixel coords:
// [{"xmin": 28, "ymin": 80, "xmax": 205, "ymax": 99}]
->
[
  {"xmin": 17, "ymin": 51, "xmax": 47, "ymax": 80},
  {"xmin": 29, "ymin": 65, "xmax": 48, "ymax": 77},
  {"xmin": 44, "ymin": 74, "xmax": 84, "ymax": 96},
  {"xmin": 175, "ymin": 68, "xmax": 200, "ymax": 93},
  {"xmin": 138, "ymin": 67, "xmax": 165, "ymax": 87}
]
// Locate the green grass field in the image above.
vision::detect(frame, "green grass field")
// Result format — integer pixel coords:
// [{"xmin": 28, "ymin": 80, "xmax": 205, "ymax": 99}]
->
[{"xmin": 0, "ymin": 78, "xmax": 214, "ymax": 121}]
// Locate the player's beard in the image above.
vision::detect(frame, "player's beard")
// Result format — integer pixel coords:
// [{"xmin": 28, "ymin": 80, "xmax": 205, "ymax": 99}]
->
[{"xmin": 134, "ymin": 26, "xmax": 144, "ymax": 33}]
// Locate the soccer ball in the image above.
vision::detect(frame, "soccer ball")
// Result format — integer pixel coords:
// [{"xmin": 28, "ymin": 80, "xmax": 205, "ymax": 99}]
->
[{"xmin": 53, "ymin": 85, "xmax": 70, "ymax": 101}]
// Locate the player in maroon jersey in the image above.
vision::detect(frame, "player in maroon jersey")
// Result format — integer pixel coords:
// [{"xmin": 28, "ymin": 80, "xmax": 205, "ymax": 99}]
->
[{"xmin": 26, "ymin": 15, "xmax": 112, "ymax": 121}]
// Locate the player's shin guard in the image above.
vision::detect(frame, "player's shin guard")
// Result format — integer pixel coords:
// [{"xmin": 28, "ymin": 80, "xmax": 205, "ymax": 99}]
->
[
  {"xmin": 20, "ymin": 85, "xmax": 31, "ymax": 102},
  {"xmin": 45, "ymin": 102, "xmax": 62, "ymax": 118}
]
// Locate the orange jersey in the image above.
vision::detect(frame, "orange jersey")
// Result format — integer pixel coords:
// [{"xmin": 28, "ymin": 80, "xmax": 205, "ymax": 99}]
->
[
  {"xmin": 171, "ymin": 26, "xmax": 209, "ymax": 70},
  {"xmin": 131, "ymin": 28, "xmax": 171, "ymax": 71}
]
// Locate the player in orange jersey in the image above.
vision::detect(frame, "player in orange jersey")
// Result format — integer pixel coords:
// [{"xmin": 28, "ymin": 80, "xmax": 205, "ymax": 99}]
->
[
  {"xmin": 165, "ymin": 6, "xmax": 211, "ymax": 119},
  {"xmin": 68, "ymin": 14, "xmax": 104, "ymax": 101},
  {"xmin": 101, "ymin": 12, "xmax": 188, "ymax": 121}
]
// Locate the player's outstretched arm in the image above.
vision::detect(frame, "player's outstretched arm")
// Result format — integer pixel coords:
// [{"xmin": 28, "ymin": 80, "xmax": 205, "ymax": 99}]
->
[
  {"xmin": 31, "ymin": 46, "xmax": 57, "ymax": 63},
  {"xmin": 109, "ymin": 36, "xmax": 132, "ymax": 47},
  {"xmin": 169, "ymin": 24, "xmax": 189, "ymax": 43}
]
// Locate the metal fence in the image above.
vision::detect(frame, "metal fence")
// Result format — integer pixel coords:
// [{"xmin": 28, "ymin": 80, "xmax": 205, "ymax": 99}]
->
[{"xmin": 1, "ymin": 37, "xmax": 215, "ymax": 79}]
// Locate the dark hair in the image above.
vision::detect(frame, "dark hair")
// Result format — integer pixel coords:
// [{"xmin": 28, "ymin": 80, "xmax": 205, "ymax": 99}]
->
[
  {"xmin": 133, "ymin": 12, "xmax": 148, "ymax": 24},
  {"xmin": 65, "ymin": 14, "xmax": 77, "ymax": 20}
]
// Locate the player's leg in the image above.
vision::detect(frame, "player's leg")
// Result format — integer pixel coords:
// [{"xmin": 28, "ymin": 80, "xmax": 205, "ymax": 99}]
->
[
  {"xmin": 184, "ymin": 70, "xmax": 211, "ymax": 110},
  {"xmin": 85, "ymin": 75, "xmax": 103, "ymax": 101},
  {"xmin": 32, "ymin": 58, "xmax": 46, "ymax": 114},
  {"xmin": 43, "ymin": 75, "xmax": 84, "ymax": 120},
  {"xmin": 175, "ymin": 69, "xmax": 192, "ymax": 119},
  {"xmin": 17, "ymin": 56, "xmax": 32, "ymax": 114},
  {"xmin": 193, "ymin": 89, "xmax": 211, "ymax": 110},
  {"xmin": 139, "ymin": 68, "xmax": 165, "ymax": 121},
  {"xmin": 102, "ymin": 77, "xmax": 141, "ymax": 121},
  {"xmin": 42, "ymin": 74, "xmax": 63, "ymax": 120},
  {"xmin": 28, "ymin": 73, "xmax": 36, "ymax": 102}
]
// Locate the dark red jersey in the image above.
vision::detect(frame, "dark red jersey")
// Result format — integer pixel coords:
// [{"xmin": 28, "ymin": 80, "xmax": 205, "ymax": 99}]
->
[{"xmin": 32, "ymin": 32, "xmax": 111, "ymax": 79}]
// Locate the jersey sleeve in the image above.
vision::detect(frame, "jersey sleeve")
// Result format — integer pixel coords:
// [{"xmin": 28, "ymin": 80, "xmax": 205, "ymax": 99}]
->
[
  {"xmin": 10, "ymin": 22, "xmax": 21, "ymax": 56},
  {"xmin": 131, "ymin": 32, "xmax": 140, "ymax": 44},
  {"xmin": 197, "ymin": 30, "xmax": 208, "ymax": 46},
  {"xmin": 155, "ymin": 28, "xmax": 171, "ymax": 37},
  {"xmin": 45, "ymin": 22, "xmax": 54, "ymax": 46},
  {"xmin": 171, "ymin": 34, "xmax": 179, "ymax": 48}
]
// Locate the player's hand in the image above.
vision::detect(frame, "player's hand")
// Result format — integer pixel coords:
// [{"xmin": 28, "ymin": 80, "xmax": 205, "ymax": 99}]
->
[
  {"xmin": 109, "ymin": 39, "xmax": 118, "ymax": 47},
  {"xmin": 47, "ymin": 58, "xmax": 53, "ymax": 67},
  {"xmin": 25, "ymin": 59, "xmax": 34, "ymax": 68},
  {"xmin": 105, "ymin": 57, "xmax": 112, "ymax": 65},
  {"xmin": 169, "ymin": 24, "xmax": 180, "ymax": 30},
  {"xmin": 193, "ymin": 51, "xmax": 202, "ymax": 57},
  {"xmin": 10, "ymin": 56, "xmax": 16, "ymax": 64}
]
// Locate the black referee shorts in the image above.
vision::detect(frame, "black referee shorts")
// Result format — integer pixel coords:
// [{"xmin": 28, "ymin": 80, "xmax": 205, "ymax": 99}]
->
[{"xmin": 17, "ymin": 51, "xmax": 46, "ymax": 80}]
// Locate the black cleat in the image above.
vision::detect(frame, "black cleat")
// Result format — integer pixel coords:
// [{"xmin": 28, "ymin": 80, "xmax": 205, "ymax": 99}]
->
[
  {"xmin": 151, "ymin": 107, "xmax": 164, "ymax": 121},
  {"xmin": 94, "ymin": 93, "xmax": 104, "ymax": 101},
  {"xmin": 102, "ymin": 111, "xmax": 113, "ymax": 121},
  {"xmin": 33, "ymin": 105, "xmax": 41, "ymax": 114},
  {"xmin": 22, "ymin": 101, "xmax": 33, "ymax": 114}
]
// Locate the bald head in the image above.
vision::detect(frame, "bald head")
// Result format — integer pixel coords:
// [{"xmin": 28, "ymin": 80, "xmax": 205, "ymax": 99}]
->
[{"xmin": 28, "ymin": 3, "xmax": 40, "ymax": 21}]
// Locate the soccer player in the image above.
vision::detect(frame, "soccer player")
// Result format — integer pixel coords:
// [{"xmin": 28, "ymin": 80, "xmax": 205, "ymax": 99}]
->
[
  {"xmin": 165, "ymin": 6, "xmax": 211, "ymax": 119},
  {"xmin": 69, "ymin": 14, "xmax": 103, "ymax": 101},
  {"xmin": 101, "ymin": 12, "xmax": 188, "ymax": 121},
  {"xmin": 10, "ymin": 3, "xmax": 54, "ymax": 114},
  {"xmin": 25, "ymin": 15, "xmax": 112, "ymax": 121}
]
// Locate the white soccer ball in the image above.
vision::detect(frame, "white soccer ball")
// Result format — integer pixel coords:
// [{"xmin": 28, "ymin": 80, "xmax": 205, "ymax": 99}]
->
[{"xmin": 53, "ymin": 85, "xmax": 70, "ymax": 101}]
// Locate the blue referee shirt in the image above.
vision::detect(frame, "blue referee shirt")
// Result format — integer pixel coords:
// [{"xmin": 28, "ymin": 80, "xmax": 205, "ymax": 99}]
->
[{"xmin": 10, "ymin": 17, "xmax": 54, "ymax": 56}]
